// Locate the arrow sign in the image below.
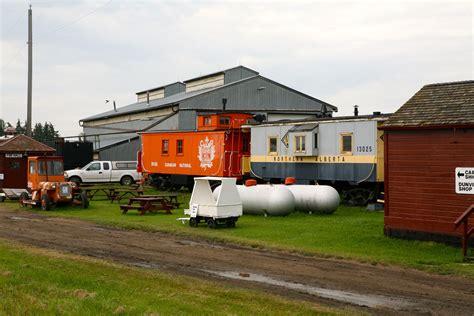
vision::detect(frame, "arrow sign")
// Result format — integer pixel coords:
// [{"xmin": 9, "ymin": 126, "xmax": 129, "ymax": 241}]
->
[{"xmin": 455, "ymin": 167, "xmax": 474, "ymax": 195}]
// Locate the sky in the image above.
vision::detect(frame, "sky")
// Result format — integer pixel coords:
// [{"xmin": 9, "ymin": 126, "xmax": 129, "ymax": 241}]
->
[{"xmin": 1, "ymin": 0, "xmax": 472, "ymax": 137}]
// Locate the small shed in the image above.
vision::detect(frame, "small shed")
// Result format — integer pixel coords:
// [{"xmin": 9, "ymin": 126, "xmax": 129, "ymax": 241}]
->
[
  {"xmin": 380, "ymin": 80, "xmax": 474, "ymax": 244},
  {"xmin": 0, "ymin": 135, "xmax": 55, "ymax": 189}
]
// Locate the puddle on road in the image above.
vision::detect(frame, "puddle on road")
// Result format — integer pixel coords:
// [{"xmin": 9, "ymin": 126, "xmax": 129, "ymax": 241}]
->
[
  {"xmin": 207, "ymin": 270, "xmax": 414, "ymax": 310},
  {"xmin": 10, "ymin": 216, "xmax": 32, "ymax": 221}
]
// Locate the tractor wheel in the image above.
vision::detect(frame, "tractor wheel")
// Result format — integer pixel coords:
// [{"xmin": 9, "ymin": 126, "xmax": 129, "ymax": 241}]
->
[
  {"xmin": 120, "ymin": 175, "xmax": 134, "ymax": 186},
  {"xmin": 19, "ymin": 192, "xmax": 29, "ymax": 207},
  {"xmin": 207, "ymin": 218, "xmax": 216, "ymax": 229},
  {"xmin": 69, "ymin": 176, "xmax": 81, "ymax": 185},
  {"xmin": 41, "ymin": 194, "xmax": 51, "ymax": 211},
  {"xmin": 79, "ymin": 192, "xmax": 89, "ymax": 209}
]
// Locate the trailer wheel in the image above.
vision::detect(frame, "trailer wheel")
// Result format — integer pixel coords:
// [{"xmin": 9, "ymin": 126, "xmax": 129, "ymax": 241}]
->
[
  {"xmin": 189, "ymin": 217, "xmax": 198, "ymax": 227},
  {"xmin": 79, "ymin": 192, "xmax": 89, "ymax": 209},
  {"xmin": 41, "ymin": 194, "xmax": 51, "ymax": 211},
  {"xmin": 207, "ymin": 218, "xmax": 216, "ymax": 229},
  {"xmin": 19, "ymin": 192, "xmax": 29, "ymax": 207}
]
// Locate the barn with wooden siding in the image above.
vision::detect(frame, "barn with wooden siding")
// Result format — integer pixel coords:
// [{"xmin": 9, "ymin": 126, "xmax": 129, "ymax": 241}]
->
[
  {"xmin": 0, "ymin": 134, "xmax": 55, "ymax": 190},
  {"xmin": 381, "ymin": 80, "xmax": 474, "ymax": 244}
]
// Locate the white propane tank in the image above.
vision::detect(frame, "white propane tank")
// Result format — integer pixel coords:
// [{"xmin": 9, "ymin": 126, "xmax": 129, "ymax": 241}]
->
[
  {"xmin": 213, "ymin": 184, "xmax": 295, "ymax": 216},
  {"xmin": 285, "ymin": 185, "xmax": 340, "ymax": 214}
]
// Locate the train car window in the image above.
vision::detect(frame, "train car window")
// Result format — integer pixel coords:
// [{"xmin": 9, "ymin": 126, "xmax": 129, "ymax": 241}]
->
[
  {"xmin": 314, "ymin": 133, "xmax": 318, "ymax": 149},
  {"xmin": 162, "ymin": 139, "xmax": 169, "ymax": 155},
  {"xmin": 340, "ymin": 133, "xmax": 353, "ymax": 154},
  {"xmin": 295, "ymin": 135, "xmax": 306, "ymax": 153},
  {"xmin": 219, "ymin": 116, "xmax": 230, "ymax": 125},
  {"xmin": 203, "ymin": 116, "xmax": 212, "ymax": 126},
  {"xmin": 242, "ymin": 134, "xmax": 250, "ymax": 154},
  {"xmin": 177, "ymin": 139, "xmax": 184, "ymax": 155},
  {"xmin": 268, "ymin": 137, "xmax": 278, "ymax": 154}
]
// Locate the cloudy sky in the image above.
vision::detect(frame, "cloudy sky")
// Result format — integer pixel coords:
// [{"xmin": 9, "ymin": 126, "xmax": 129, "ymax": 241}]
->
[{"xmin": 1, "ymin": 0, "xmax": 472, "ymax": 137}]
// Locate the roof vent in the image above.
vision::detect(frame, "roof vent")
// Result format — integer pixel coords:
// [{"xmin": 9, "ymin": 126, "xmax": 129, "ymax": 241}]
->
[{"xmin": 354, "ymin": 105, "xmax": 359, "ymax": 117}]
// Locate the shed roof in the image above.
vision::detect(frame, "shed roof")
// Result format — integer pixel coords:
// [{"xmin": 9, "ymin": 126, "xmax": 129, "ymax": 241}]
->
[
  {"xmin": 0, "ymin": 135, "xmax": 55, "ymax": 153},
  {"xmin": 382, "ymin": 80, "xmax": 474, "ymax": 129}
]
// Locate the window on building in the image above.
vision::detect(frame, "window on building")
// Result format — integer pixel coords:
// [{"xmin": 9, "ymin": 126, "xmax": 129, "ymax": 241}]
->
[
  {"xmin": 9, "ymin": 161, "xmax": 20, "ymax": 169},
  {"xmin": 219, "ymin": 116, "xmax": 230, "ymax": 125},
  {"xmin": 162, "ymin": 139, "xmax": 169, "ymax": 155},
  {"xmin": 177, "ymin": 139, "xmax": 184, "ymax": 154},
  {"xmin": 268, "ymin": 137, "xmax": 278, "ymax": 154},
  {"xmin": 203, "ymin": 116, "xmax": 212, "ymax": 126},
  {"xmin": 314, "ymin": 133, "xmax": 318, "ymax": 149},
  {"xmin": 340, "ymin": 133, "xmax": 353, "ymax": 154},
  {"xmin": 295, "ymin": 135, "xmax": 306, "ymax": 153}
]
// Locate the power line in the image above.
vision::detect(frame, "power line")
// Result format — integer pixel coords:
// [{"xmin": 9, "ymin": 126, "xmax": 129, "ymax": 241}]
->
[{"xmin": 41, "ymin": 0, "xmax": 113, "ymax": 36}]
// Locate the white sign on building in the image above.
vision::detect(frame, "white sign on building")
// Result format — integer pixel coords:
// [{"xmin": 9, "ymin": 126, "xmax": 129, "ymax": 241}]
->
[{"xmin": 455, "ymin": 167, "xmax": 474, "ymax": 194}]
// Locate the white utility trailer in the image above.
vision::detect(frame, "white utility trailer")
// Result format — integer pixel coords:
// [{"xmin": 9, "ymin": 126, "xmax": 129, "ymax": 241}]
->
[{"xmin": 184, "ymin": 177, "xmax": 242, "ymax": 228}]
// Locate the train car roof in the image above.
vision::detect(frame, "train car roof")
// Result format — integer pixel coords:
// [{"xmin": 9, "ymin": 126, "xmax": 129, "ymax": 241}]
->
[{"xmin": 243, "ymin": 113, "xmax": 392, "ymax": 128}]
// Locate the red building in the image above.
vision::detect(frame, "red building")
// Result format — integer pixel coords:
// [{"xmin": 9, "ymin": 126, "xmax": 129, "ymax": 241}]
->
[
  {"xmin": 0, "ymin": 135, "xmax": 55, "ymax": 189},
  {"xmin": 381, "ymin": 81, "xmax": 474, "ymax": 243}
]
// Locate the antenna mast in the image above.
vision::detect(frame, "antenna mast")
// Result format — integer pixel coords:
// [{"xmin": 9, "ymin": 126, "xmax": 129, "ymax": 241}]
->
[{"xmin": 26, "ymin": 4, "xmax": 33, "ymax": 137}]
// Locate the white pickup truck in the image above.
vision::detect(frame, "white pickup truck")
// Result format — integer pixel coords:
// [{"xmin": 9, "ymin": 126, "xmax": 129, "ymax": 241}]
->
[{"xmin": 64, "ymin": 161, "xmax": 141, "ymax": 185}]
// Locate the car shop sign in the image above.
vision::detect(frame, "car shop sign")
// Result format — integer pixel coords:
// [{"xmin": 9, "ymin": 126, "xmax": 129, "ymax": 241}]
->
[{"xmin": 455, "ymin": 167, "xmax": 474, "ymax": 194}]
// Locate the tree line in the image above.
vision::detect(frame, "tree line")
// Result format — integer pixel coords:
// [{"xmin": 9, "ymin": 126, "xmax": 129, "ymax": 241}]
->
[{"xmin": 0, "ymin": 119, "xmax": 60, "ymax": 144}]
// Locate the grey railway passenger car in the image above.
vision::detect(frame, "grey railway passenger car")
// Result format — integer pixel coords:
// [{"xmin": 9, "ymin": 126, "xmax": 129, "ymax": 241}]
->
[{"xmin": 247, "ymin": 114, "xmax": 390, "ymax": 198}]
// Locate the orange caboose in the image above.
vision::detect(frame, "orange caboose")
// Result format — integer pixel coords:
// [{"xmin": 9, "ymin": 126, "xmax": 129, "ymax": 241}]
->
[{"xmin": 140, "ymin": 113, "xmax": 252, "ymax": 190}]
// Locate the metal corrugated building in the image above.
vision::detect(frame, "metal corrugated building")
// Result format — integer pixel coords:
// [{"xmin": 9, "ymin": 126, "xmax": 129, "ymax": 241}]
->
[
  {"xmin": 80, "ymin": 66, "xmax": 337, "ymax": 160},
  {"xmin": 381, "ymin": 80, "xmax": 474, "ymax": 244}
]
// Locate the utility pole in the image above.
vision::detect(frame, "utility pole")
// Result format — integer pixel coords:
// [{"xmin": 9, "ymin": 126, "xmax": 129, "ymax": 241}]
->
[{"xmin": 26, "ymin": 4, "xmax": 33, "ymax": 137}]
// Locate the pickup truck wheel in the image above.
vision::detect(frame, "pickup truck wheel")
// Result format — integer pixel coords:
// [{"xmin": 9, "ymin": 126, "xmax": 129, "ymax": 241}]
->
[
  {"xmin": 41, "ymin": 194, "xmax": 51, "ymax": 211},
  {"xmin": 69, "ymin": 176, "xmax": 81, "ymax": 185},
  {"xmin": 120, "ymin": 175, "xmax": 134, "ymax": 186}
]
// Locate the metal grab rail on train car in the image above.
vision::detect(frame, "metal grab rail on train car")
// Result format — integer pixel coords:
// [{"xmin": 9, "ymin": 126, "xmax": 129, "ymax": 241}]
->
[{"xmin": 454, "ymin": 204, "xmax": 474, "ymax": 259}]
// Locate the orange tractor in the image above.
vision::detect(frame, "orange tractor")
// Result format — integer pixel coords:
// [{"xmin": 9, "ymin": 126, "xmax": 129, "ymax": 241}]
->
[{"xmin": 19, "ymin": 156, "xmax": 89, "ymax": 210}]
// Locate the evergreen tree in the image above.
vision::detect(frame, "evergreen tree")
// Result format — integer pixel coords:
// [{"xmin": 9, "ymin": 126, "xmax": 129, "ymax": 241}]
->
[
  {"xmin": 15, "ymin": 119, "xmax": 26, "ymax": 135},
  {"xmin": 32, "ymin": 122, "xmax": 43, "ymax": 142},
  {"xmin": 0, "ymin": 119, "xmax": 5, "ymax": 136}
]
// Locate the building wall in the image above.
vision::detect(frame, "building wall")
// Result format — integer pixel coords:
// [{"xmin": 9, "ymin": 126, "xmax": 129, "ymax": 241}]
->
[
  {"xmin": 384, "ymin": 129, "xmax": 474, "ymax": 237},
  {"xmin": 99, "ymin": 138, "xmax": 140, "ymax": 161}
]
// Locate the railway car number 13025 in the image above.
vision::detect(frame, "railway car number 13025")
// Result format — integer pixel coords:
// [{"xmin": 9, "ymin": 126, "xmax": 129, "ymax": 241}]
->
[{"xmin": 356, "ymin": 146, "xmax": 373, "ymax": 153}]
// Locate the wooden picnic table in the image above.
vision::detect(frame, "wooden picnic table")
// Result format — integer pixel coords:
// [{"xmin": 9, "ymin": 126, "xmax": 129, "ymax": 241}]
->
[
  {"xmin": 120, "ymin": 195, "xmax": 178, "ymax": 216},
  {"xmin": 83, "ymin": 187, "xmax": 144, "ymax": 202}
]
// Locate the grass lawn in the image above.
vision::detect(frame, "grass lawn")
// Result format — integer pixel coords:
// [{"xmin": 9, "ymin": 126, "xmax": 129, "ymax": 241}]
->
[
  {"xmin": 2, "ymin": 189, "xmax": 473, "ymax": 278},
  {"xmin": 0, "ymin": 240, "xmax": 346, "ymax": 315}
]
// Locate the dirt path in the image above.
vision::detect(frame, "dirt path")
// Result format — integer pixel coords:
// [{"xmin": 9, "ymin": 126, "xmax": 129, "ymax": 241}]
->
[{"xmin": 0, "ymin": 208, "xmax": 473, "ymax": 315}]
